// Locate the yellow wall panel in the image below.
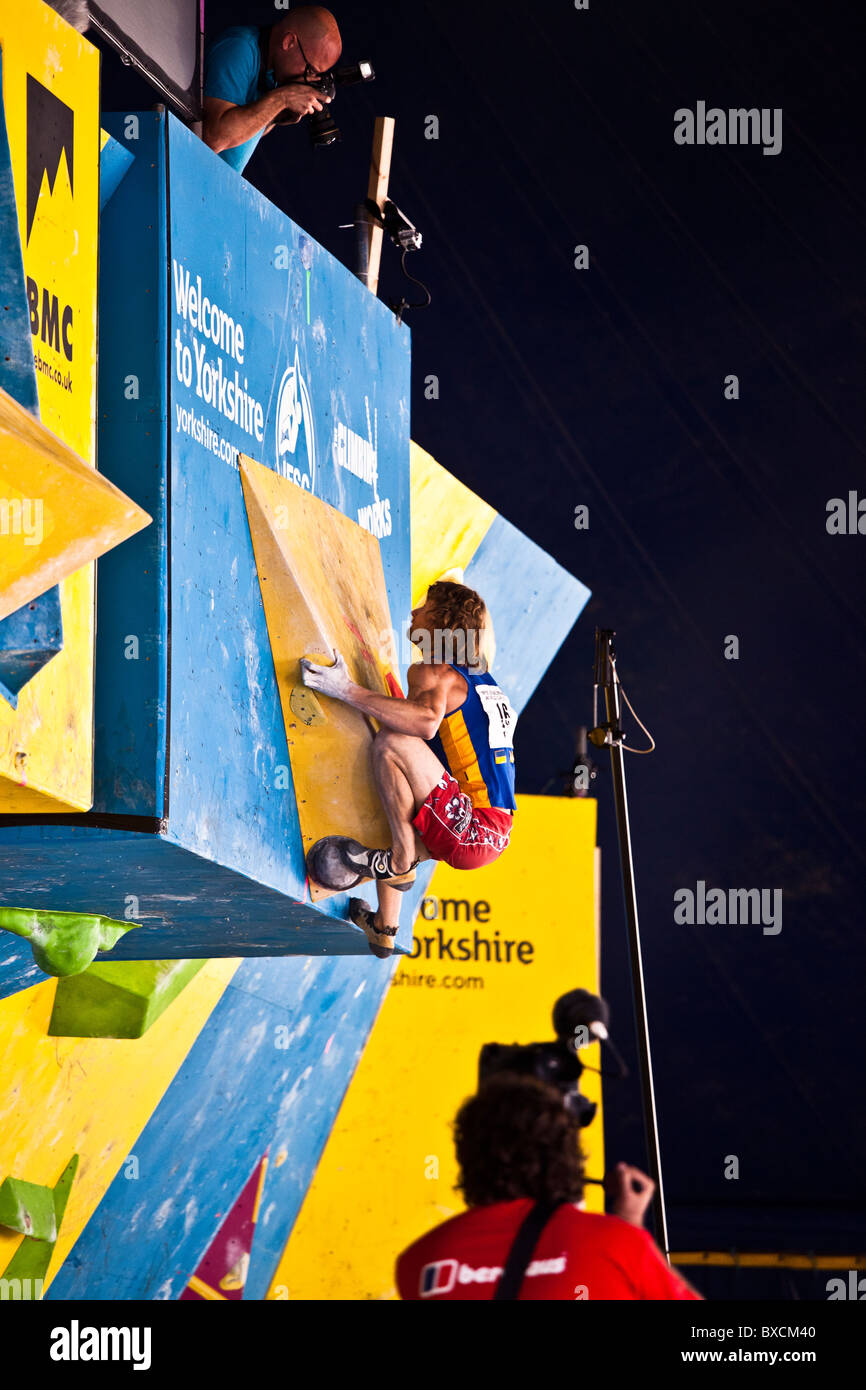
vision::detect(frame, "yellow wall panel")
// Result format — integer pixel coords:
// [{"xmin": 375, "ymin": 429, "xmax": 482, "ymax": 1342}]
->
[
  {"xmin": 410, "ymin": 442, "xmax": 496, "ymax": 610},
  {"xmin": 240, "ymin": 453, "xmax": 402, "ymax": 900},
  {"xmin": 0, "ymin": 0, "xmax": 99, "ymax": 458},
  {"xmin": 0, "ymin": 0, "xmax": 101, "ymax": 811},
  {"xmin": 0, "ymin": 569, "xmax": 93, "ymax": 811}
]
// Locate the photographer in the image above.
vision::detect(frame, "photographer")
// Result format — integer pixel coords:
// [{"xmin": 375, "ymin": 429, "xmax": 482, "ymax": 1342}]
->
[
  {"xmin": 202, "ymin": 7, "xmax": 342, "ymax": 174},
  {"xmin": 396, "ymin": 1075, "xmax": 702, "ymax": 1300}
]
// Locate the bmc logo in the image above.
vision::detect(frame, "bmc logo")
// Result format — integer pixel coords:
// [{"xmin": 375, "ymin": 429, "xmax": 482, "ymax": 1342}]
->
[{"xmin": 27, "ymin": 277, "xmax": 73, "ymax": 360}]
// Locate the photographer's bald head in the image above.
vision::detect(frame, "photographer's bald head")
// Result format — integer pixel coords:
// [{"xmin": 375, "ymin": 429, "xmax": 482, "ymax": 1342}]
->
[
  {"xmin": 269, "ymin": 7, "xmax": 342, "ymax": 83},
  {"xmin": 202, "ymin": 8, "xmax": 343, "ymax": 175}
]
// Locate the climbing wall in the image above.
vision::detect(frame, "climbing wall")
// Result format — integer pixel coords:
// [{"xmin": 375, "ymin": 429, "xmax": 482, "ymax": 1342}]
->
[{"xmin": 0, "ymin": 108, "xmax": 413, "ymax": 974}]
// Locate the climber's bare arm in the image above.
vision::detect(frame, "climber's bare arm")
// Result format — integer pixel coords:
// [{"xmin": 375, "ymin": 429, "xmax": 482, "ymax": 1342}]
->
[{"xmin": 300, "ymin": 650, "xmax": 454, "ymax": 739}]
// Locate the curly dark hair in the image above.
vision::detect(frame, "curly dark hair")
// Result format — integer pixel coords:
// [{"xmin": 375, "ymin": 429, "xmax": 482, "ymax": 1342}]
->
[
  {"xmin": 425, "ymin": 580, "xmax": 487, "ymax": 635},
  {"xmin": 454, "ymin": 1075, "xmax": 586, "ymax": 1207}
]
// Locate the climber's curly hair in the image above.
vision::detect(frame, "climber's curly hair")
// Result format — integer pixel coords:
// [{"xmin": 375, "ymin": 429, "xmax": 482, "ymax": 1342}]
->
[
  {"xmin": 424, "ymin": 580, "xmax": 487, "ymax": 634},
  {"xmin": 420, "ymin": 581, "xmax": 491, "ymax": 670},
  {"xmin": 454, "ymin": 1075, "xmax": 586, "ymax": 1208}
]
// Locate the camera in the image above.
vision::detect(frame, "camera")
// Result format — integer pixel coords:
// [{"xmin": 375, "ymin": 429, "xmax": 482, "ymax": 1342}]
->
[
  {"xmin": 309, "ymin": 62, "xmax": 374, "ymax": 147},
  {"xmin": 273, "ymin": 61, "xmax": 375, "ymax": 146},
  {"xmin": 478, "ymin": 989, "xmax": 618, "ymax": 1127},
  {"xmin": 382, "ymin": 200, "xmax": 422, "ymax": 252}
]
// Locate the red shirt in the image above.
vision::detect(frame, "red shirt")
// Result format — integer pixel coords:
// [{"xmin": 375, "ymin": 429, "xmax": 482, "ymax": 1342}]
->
[{"xmin": 396, "ymin": 1200, "xmax": 701, "ymax": 1301}]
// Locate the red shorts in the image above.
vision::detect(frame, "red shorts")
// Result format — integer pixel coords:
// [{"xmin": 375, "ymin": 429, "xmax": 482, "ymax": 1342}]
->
[{"xmin": 412, "ymin": 770, "xmax": 513, "ymax": 870}]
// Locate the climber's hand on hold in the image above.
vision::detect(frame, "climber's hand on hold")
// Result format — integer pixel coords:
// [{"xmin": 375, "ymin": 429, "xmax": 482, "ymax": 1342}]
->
[{"xmin": 300, "ymin": 648, "xmax": 354, "ymax": 702}]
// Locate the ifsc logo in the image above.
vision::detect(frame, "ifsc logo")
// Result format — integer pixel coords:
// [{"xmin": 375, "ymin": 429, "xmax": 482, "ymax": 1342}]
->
[{"xmin": 275, "ymin": 347, "xmax": 316, "ymax": 492}]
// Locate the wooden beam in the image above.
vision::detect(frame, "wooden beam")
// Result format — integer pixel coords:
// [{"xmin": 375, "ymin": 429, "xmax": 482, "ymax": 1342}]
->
[{"xmin": 363, "ymin": 117, "xmax": 395, "ymax": 297}]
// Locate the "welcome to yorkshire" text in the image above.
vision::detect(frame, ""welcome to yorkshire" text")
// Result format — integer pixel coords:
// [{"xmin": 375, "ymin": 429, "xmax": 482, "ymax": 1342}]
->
[{"xmin": 172, "ymin": 261, "xmax": 264, "ymax": 444}]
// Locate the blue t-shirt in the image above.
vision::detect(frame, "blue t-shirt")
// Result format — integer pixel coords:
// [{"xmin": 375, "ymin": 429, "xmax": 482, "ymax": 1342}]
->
[{"xmin": 204, "ymin": 25, "xmax": 276, "ymax": 173}]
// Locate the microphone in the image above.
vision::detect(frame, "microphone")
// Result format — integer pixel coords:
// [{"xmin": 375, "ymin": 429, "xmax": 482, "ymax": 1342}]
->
[{"xmin": 553, "ymin": 988, "xmax": 629, "ymax": 1079}]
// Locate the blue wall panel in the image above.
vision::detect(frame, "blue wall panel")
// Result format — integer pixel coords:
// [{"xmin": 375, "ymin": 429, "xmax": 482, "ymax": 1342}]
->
[
  {"xmin": 93, "ymin": 113, "xmax": 168, "ymax": 818},
  {"xmin": 0, "ymin": 591, "xmax": 63, "ymax": 709},
  {"xmin": 164, "ymin": 118, "xmax": 411, "ymax": 898},
  {"xmin": 0, "ymin": 826, "xmax": 394, "ymax": 999}
]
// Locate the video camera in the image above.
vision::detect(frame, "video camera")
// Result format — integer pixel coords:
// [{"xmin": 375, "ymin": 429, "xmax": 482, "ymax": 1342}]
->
[{"xmin": 478, "ymin": 989, "xmax": 625, "ymax": 1128}]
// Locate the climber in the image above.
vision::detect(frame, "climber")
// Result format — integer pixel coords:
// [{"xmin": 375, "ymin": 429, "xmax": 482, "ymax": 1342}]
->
[{"xmin": 301, "ymin": 580, "xmax": 517, "ymax": 956}]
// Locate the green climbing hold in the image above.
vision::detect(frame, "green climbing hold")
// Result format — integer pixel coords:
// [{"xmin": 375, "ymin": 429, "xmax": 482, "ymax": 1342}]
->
[
  {"xmin": 49, "ymin": 958, "xmax": 207, "ymax": 1038},
  {"xmin": 0, "ymin": 907, "xmax": 139, "ymax": 977},
  {"xmin": 0, "ymin": 1176, "xmax": 57, "ymax": 1242},
  {"xmin": 0, "ymin": 1156, "xmax": 80, "ymax": 1299}
]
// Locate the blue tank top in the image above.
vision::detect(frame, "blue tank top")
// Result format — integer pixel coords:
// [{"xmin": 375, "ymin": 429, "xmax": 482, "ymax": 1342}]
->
[{"xmin": 427, "ymin": 664, "xmax": 517, "ymax": 811}]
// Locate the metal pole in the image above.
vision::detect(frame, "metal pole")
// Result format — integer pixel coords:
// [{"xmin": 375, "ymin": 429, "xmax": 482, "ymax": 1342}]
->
[
  {"xmin": 594, "ymin": 628, "xmax": 669, "ymax": 1255},
  {"xmin": 354, "ymin": 202, "xmax": 371, "ymax": 286}
]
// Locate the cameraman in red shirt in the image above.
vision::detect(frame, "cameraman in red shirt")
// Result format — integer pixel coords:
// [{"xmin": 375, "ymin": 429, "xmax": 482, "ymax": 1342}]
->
[{"xmin": 396, "ymin": 1075, "xmax": 702, "ymax": 1301}]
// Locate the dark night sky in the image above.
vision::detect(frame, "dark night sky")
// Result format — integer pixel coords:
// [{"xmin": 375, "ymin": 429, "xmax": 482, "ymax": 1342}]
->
[{"xmin": 99, "ymin": 0, "xmax": 866, "ymax": 1274}]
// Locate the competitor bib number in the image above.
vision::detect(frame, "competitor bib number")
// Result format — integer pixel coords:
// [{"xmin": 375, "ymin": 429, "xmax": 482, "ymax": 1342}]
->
[{"xmin": 476, "ymin": 684, "xmax": 516, "ymax": 749}]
